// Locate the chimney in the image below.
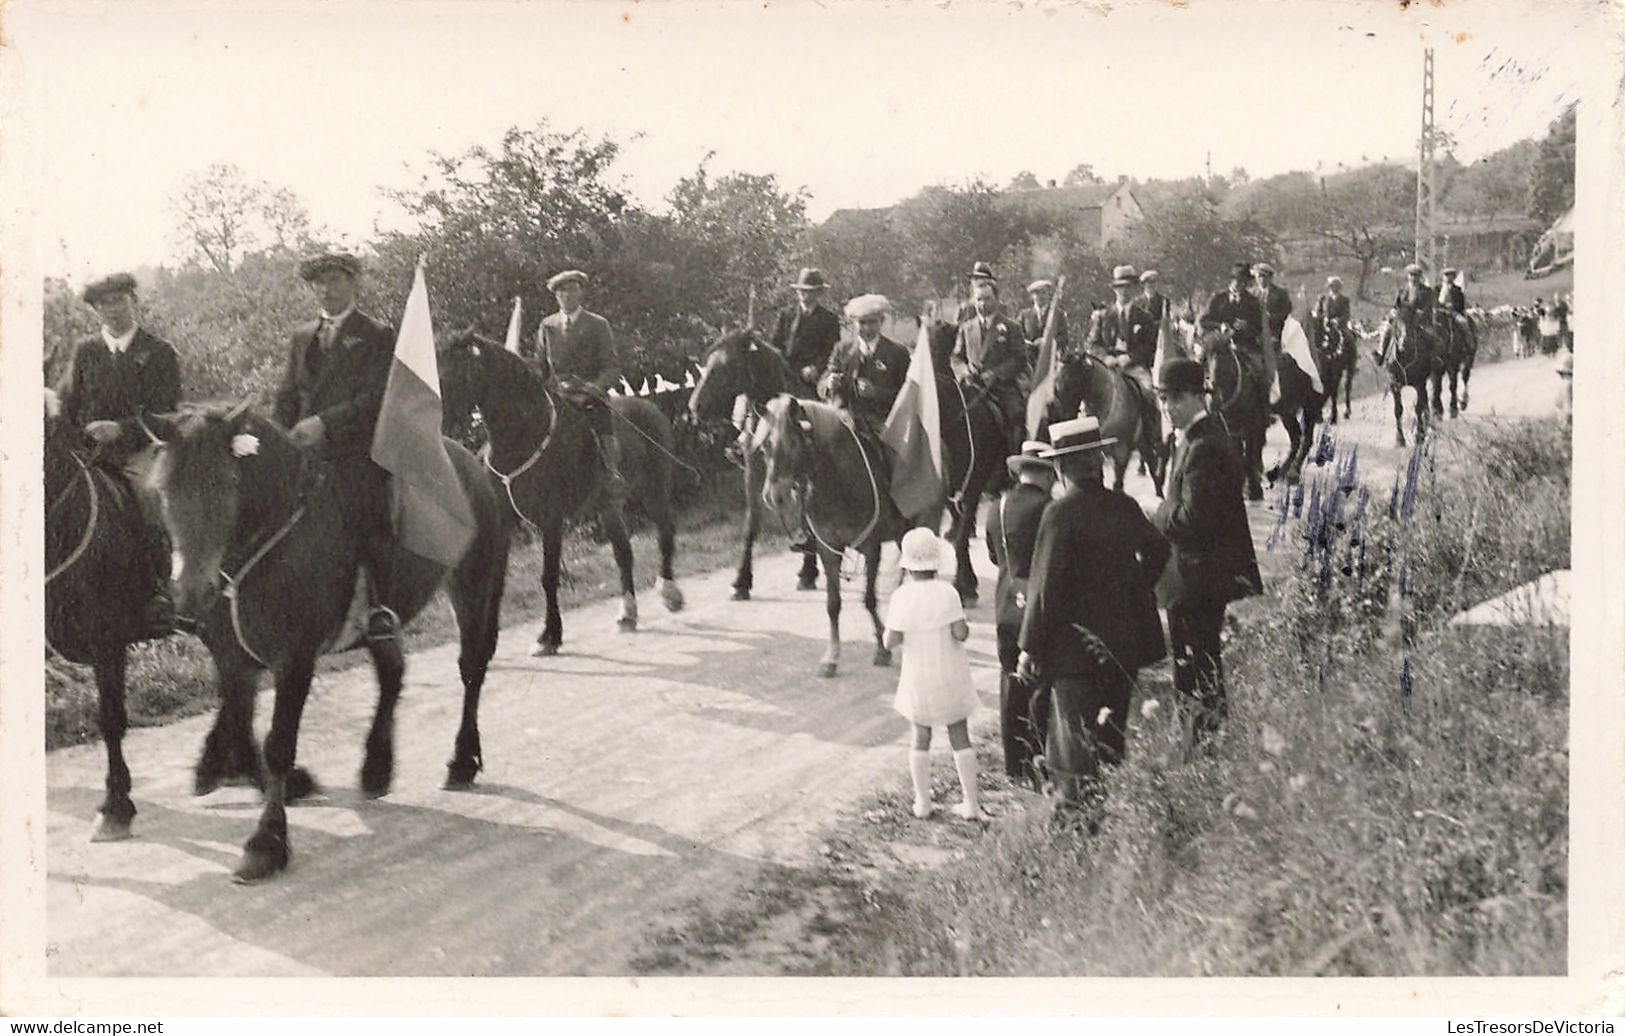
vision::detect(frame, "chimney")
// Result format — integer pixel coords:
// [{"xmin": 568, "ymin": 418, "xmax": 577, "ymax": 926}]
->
[
  {"xmin": 1046, "ymin": 179, "xmax": 1057, "ymax": 189},
  {"xmin": 1117, "ymin": 174, "xmax": 1129, "ymax": 185}
]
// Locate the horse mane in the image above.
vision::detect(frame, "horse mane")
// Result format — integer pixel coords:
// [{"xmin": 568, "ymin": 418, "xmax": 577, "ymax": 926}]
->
[{"xmin": 158, "ymin": 403, "xmax": 309, "ymax": 537}]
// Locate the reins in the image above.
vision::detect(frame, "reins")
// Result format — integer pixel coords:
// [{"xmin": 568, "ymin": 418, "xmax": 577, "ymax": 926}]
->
[
  {"xmin": 482, "ymin": 385, "xmax": 559, "ymax": 529},
  {"xmin": 217, "ymin": 459, "xmax": 325, "ymax": 669},
  {"xmin": 775, "ymin": 410, "xmax": 883, "ymax": 559},
  {"xmin": 44, "ymin": 458, "xmax": 100, "ymax": 586}
]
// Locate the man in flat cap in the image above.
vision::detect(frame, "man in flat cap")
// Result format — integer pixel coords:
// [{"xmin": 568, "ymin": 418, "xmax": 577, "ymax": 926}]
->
[
  {"xmin": 1252, "ymin": 263, "xmax": 1291, "ymax": 402},
  {"xmin": 274, "ymin": 251, "xmax": 402, "ymax": 642},
  {"xmin": 1393, "ymin": 262, "xmax": 1435, "ymax": 319},
  {"xmin": 1438, "ymin": 268, "xmax": 1467, "ymax": 317},
  {"xmin": 1151, "ymin": 357, "xmax": 1260, "ymax": 747},
  {"xmin": 771, "ymin": 268, "xmax": 843, "ymax": 399},
  {"xmin": 532, "ymin": 269, "xmax": 626, "ymax": 498},
  {"xmin": 1200, "ymin": 262, "xmax": 1271, "ymax": 411},
  {"xmin": 820, "ymin": 294, "xmax": 910, "ymax": 433},
  {"xmin": 1138, "ymin": 269, "xmax": 1170, "ymax": 324},
  {"xmin": 1019, "ymin": 279, "xmax": 1070, "ymax": 370},
  {"xmin": 56, "ymin": 272, "xmax": 182, "ymax": 637},
  {"xmin": 1017, "ymin": 416, "xmax": 1168, "ymax": 822},
  {"xmin": 952, "ymin": 276, "xmax": 1030, "ymax": 455},
  {"xmin": 1088, "ymin": 264, "xmax": 1163, "ymax": 443}
]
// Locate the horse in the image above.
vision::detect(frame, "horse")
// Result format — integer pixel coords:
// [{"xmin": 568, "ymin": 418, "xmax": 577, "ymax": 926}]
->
[
  {"xmin": 43, "ymin": 389, "xmax": 169, "ymax": 842},
  {"xmin": 438, "ymin": 330, "xmax": 684, "ymax": 656},
  {"xmin": 1188, "ymin": 329, "xmax": 1271, "ymax": 500},
  {"xmin": 1311, "ymin": 316, "xmax": 1359, "ymax": 424},
  {"xmin": 1432, "ymin": 311, "xmax": 1479, "ymax": 418},
  {"xmin": 1044, "ymin": 349, "xmax": 1166, "ymax": 496},
  {"xmin": 687, "ymin": 328, "xmax": 821, "ymax": 599},
  {"xmin": 757, "ymin": 394, "xmax": 936, "ymax": 677},
  {"xmin": 150, "ymin": 403, "xmax": 509, "ymax": 882},
  {"xmin": 1376, "ymin": 308, "xmax": 1440, "ymax": 447}
]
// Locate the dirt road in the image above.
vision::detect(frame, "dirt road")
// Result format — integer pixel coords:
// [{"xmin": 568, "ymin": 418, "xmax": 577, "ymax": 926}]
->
[{"xmin": 44, "ymin": 353, "xmax": 1564, "ymax": 976}]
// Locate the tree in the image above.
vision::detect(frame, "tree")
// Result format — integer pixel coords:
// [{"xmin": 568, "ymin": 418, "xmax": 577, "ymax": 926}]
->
[
  {"xmin": 895, "ymin": 180, "xmax": 1043, "ymax": 298},
  {"xmin": 169, "ymin": 163, "xmax": 317, "ymax": 276},
  {"xmin": 1443, "ymin": 139, "xmax": 1537, "ymax": 220},
  {"xmin": 1062, "ymin": 163, "xmax": 1103, "ymax": 187},
  {"xmin": 1007, "ymin": 170, "xmax": 1042, "ymax": 191},
  {"xmin": 1310, "ymin": 164, "xmax": 1413, "ymax": 299},
  {"xmin": 798, "ymin": 210, "xmax": 912, "ymax": 310},
  {"xmin": 1116, "ymin": 194, "xmax": 1277, "ymax": 306},
  {"xmin": 1230, "ymin": 166, "xmax": 1250, "ymax": 186},
  {"xmin": 1527, "ymin": 104, "xmax": 1576, "ymax": 226}
]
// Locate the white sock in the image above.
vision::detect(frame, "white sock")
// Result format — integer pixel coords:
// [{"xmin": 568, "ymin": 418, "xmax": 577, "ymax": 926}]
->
[
  {"xmin": 952, "ymin": 747, "xmax": 980, "ymax": 819},
  {"xmin": 909, "ymin": 749, "xmax": 934, "ymax": 818}
]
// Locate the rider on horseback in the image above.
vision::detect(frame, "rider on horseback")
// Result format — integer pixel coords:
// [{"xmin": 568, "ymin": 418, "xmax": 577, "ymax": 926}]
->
[
  {"xmin": 1380, "ymin": 262, "xmax": 1437, "ymax": 366},
  {"xmin": 1200, "ymin": 262, "xmax": 1271, "ymax": 411},
  {"xmin": 534, "ymin": 269, "xmax": 627, "ymax": 501},
  {"xmin": 1087, "ymin": 264, "xmax": 1163, "ymax": 446},
  {"xmin": 951, "ymin": 278, "xmax": 1030, "ymax": 456},
  {"xmin": 56, "ymin": 272, "xmax": 181, "ymax": 639},
  {"xmin": 818, "ymin": 293, "xmax": 910, "ymax": 436}
]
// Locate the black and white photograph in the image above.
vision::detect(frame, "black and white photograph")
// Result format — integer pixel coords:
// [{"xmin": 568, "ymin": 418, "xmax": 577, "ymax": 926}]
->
[{"xmin": 2, "ymin": 0, "xmax": 1621, "ymax": 1016}]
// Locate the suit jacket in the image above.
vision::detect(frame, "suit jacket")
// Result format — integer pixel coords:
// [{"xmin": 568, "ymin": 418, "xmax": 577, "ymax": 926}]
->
[
  {"xmin": 1440, "ymin": 284, "xmax": 1467, "ymax": 315},
  {"xmin": 952, "ymin": 312, "xmax": 1028, "ymax": 384},
  {"xmin": 1140, "ymin": 291, "xmax": 1170, "ymax": 323},
  {"xmin": 57, "ymin": 328, "xmax": 181, "ymax": 459},
  {"xmin": 770, "ymin": 304, "xmax": 842, "ymax": 386},
  {"xmin": 1018, "ymin": 483, "xmax": 1170, "ymax": 675},
  {"xmin": 985, "ymin": 481, "xmax": 1052, "ymax": 631},
  {"xmin": 1200, "ymin": 289, "xmax": 1265, "ymax": 352},
  {"xmin": 1018, "ymin": 304, "xmax": 1070, "ymax": 358},
  {"xmin": 533, "ymin": 308, "xmax": 620, "ymax": 391},
  {"xmin": 1394, "ymin": 281, "xmax": 1436, "ymax": 317},
  {"xmin": 822, "ymin": 335, "xmax": 910, "ymax": 425},
  {"xmin": 1257, "ymin": 284, "xmax": 1294, "ymax": 341},
  {"xmin": 1153, "ymin": 414, "xmax": 1262, "ymax": 610},
  {"xmin": 1313, "ymin": 292, "xmax": 1352, "ymax": 325},
  {"xmin": 274, "ymin": 308, "xmax": 396, "ymax": 460},
  {"xmin": 1088, "ymin": 299, "xmax": 1159, "ymax": 369}
]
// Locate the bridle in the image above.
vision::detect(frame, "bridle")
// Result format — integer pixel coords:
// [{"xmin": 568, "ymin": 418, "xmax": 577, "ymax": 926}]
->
[
  {"xmin": 482, "ymin": 384, "xmax": 559, "ymax": 530},
  {"xmin": 763, "ymin": 406, "xmax": 882, "ymax": 556}
]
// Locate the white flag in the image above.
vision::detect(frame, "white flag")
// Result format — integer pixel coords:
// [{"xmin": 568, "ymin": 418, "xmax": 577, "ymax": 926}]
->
[{"xmin": 503, "ymin": 296, "xmax": 523, "ymax": 353}]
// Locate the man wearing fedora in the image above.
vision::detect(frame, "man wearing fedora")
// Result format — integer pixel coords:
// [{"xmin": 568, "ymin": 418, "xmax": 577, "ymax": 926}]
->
[
  {"xmin": 1089, "ymin": 264, "xmax": 1163, "ymax": 445},
  {"xmin": 820, "ymin": 294, "xmax": 910, "ymax": 433},
  {"xmin": 955, "ymin": 261, "xmax": 1002, "ymax": 323},
  {"xmin": 1017, "ymin": 416, "xmax": 1169, "ymax": 821},
  {"xmin": 534, "ymin": 269, "xmax": 627, "ymax": 498},
  {"xmin": 57, "ymin": 272, "xmax": 183, "ymax": 638},
  {"xmin": 1018, "ymin": 278, "xmax": 1070, "ymax": 368},
  {"xmin": 274, "ymin": 251, "xmax": 402, "ymax": 641},
  {"xmin": 771, "ymin": 268, "xmax": 842, "ymax": 398},
  {"xmin": 1200, "ymin": 262, "xmax": 1271, "ymax": 411},
  {"xmin": 951, "ymin": 276, "xmax": 1030, "ymax": 456},
  {"xmin": 1152, "ymin": 357, "xmax": 1262, "ymax": 746},
  {"xmin": 985, "ymin": 440, "xmax": 1057, "ymax": 789}
]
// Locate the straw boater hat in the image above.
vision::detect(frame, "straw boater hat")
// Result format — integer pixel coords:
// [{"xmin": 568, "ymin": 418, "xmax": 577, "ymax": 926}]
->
[
  {"xmin": 1040, "ymin": 415, "xmax": 1117, "ymax": 458},
  {"xmin": 298, "ymin": 252, "xmax": 361, "ymax": 282},
  {"xmin": 967, "ymin": 261, "xmax": 998, "ymax": 283},
  {"xmin": 1026, "ymin": 278, "xmax": 1055, "ymax": 294},
  {"xmin": 1326, "ymin": 275, "xmax": 1343, "ymax": 288},
  {"xmin": 844, "ymin": 293, "xmax": 890, "ymax": 320},
  {"xmin": 1442, "ymin": 268, "xmax": 1459, "ymax": 278},
  {"xmin": 82, "ymin": 272, "xmax": 138, "ymax": 305},
  {"xmin": 790, "ymin": 267, "xmax": 828, "ymax": 291},
  {"xmin": 1111, "ymin": 264, "xmax": 1139, "ymax": 287},
  {"xmin": 1404, "ymin": 262, "xmax": 1424, "ymax": 275},
  {"xmin": 546, "ymin": 269, "xmax": 590, "ymax": 292},
  {"xmin": 1006, "ymin": 439, "xmax": 1056, "ymax": 478},
  {"xmin": 1253, "ymin": 262, "xmax": 1276, "ymax": 278},
  {"xmin": 1139, "ymin": 270, "xmax": 1159, "ymax": 284},
  {"xmin": 899, "ymin": 526, "xmax": 949, "ymax": 572}
]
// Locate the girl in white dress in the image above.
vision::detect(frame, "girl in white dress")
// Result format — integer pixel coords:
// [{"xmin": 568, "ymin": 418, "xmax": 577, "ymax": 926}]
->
[{"xmin": 884, "ymin": 527, "xmax": 981, "ymax": 820}]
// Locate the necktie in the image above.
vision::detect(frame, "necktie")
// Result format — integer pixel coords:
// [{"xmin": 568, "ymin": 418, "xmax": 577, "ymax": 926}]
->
[{"xmin": 318, "ymin": 316, "xmax": 337, "ymax": 350}]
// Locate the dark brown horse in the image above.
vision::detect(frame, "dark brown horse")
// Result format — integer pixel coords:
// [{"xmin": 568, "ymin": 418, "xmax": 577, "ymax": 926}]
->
[
  {"xmin": 1377, "ymin": 310, "xmax": 1440, "ymax": 447},
  {"xmin": 43, "ymin": 389, "xmax": 165, "ymax": 842},
  {"xmin": 151, "ymin": 404, "xmax": 509, "ymax": 882},
  {"xmin": 1432, "ymin": 311, "xmax": 1479, "ymax": 418},
  {"xmin": 922, "ymin": 320, "xmax": 1007, "ymax": 602},
  {"xmin": 1189, "ymin": 329, "xmax": 1270, "ymax": 500},
  {"xmin": 438, "ymin": 330, "xmax": 683, "ymax": 655},
  {"xmin": 1310, "ymin": 317, "xmax": 1359, "ymax": 424},
  {"xmin": 687, "ymin": 329, "xmax": 821, "ymax": 598},
  {"xmin": 757, "ymin": 395, "xmax": 936, "ymax": 677},
  {"xmin": 1045, "ymin": 350, "xmax": 1166, "ymax": 496}
]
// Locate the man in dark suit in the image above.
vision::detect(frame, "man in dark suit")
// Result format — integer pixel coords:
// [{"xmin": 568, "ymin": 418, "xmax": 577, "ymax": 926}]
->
[
  {"xmin": 1139, "ymin": 269, "xmax": 1170, "ymax": 323},
  {"xmin": 1018, "ymin": 416, "xmax": 1169, "ymax": 819},
  {"xmin": 1152, "ymin": 358, "xmax": 1262, "ymax": 745},
  {"xmin": 951, "ymin": 278, "xmax": 1030, "ymax": 454},
  {"xmin": 1312, "ymin": 276, "xmax": 1353, "ymax": 339},
  {"xmin": 532, "ymin": 269, "xmax": 626, "ymax": 498},
  {"xmin": 1019, "ymin": 278, "xmax": 1069, "ymax": 368},
  {"xmin": 954, "ymin": 261, "xmax": 1003, "ymax": 323},
  {"xmin": 1089, "ymin": 264, "xmax": 1163, "ymax": 445},
  {"xmin": 771, "ymin": 268, "xmax": 843, "ymax": 398},
  {"xmin": 985, "ymin": 440, "xmax": 1056, "ymax": 788},
  {"xmin": 57, "ymin": 272, "xmax": 182, "ymax": 637},
  {"xmin": 1393, "ymin": 262, "xmax": 1435, "ymax": 318},
  {"xmin": 274, "ymin": 251, "xmax": 401, "ymax": 642},
  {"xmin": 1201, "ymin": 262, "xmax": 1271, "ymax": 410},
  {"xmin": 1439, "ymin": 268, "xmax": 1467, "ymax": 316},
  {"xmin": 819, "ymin": 294, "xmax": 910, "ymax": 432}
]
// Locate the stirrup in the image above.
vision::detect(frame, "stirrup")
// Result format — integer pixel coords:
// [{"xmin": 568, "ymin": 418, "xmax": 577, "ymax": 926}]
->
[{"xmin": 365, "ymin": 605, "xmax": 401, "ymax": 644}]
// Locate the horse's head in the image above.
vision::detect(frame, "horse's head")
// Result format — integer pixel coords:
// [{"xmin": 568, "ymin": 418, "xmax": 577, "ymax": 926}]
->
[
  {"xmin": 690, "ymin": 328, "xmax": 782, "ymax": 420},
  {"xmin": 436, "ymin": 326, "xmax": 491, "ymax": 436},
  {"xmin": 927, "ymin": 319, "xmax": 958, "ymax": 374},
  {"xmin": 149, "ymin": 401, "xmax": 298, "ymax": 620},
  {"xmin": 1189, "ymin": 327, "xmax": 1232, "ymax": 365},
  {"xmin": 756, "ymin": 393, "xmax": 815, "ymax": 518}
]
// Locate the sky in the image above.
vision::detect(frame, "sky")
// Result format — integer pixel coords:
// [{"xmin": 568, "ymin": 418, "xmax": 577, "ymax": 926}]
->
[{"xmin": 4, "ymin": 0, "xmax": 1602, "ymax": 284}]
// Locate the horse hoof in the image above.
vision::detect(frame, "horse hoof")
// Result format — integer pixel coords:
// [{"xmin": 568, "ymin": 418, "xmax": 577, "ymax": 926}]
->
[
  {"xmin": 443, "ymin": 765, "xmax": 480, "ymax": 791},
  {"xmin": 797, "ymin": 578, "xmax": 818, "ymax": 592},
  {"xmin": 1394, "ymin": 435, "xmax": 1407, "ymax": 448},
  {"xmin": 959, "ymin": 592, "xmax": 979, "ymax": 608},
  {"xmin": 660, "ymin": 580, "xmax": 685, "ymax": 613},
  {"xmin": 872, "ymin": 647, "xmax": 892, "ymax": 667},
  {"xmin": 531, "ymin": 640, "xmax": 561, "ymax": 657},
  {"xmin": 285, "ymin": 767, "xmax": 318, "ymax": 803},
  {"xmin": 359, "ymin": 764, "xmax": 392, "ymax": 800},
  {"xmin": 817, "ymin": 662, "xmax": 837, "ymax": 678},
  {"xmin": 1247, "ymin": 487, "xmax": 1264, "ymax": 502},
  {"xmin": 90, "ymin": 812, "xmax": 134, "ymax": 843},
  {"xmin": 616, "ymin": 617, "xmax": 637, "ymax": 633},
  {"xmin": 232, "ymin": 848, "xmax": 286, "ymax": 885},
  {"xmin": 730, "ymin": 586, "xmax": 751, "ymax": 601},
  {"xmin": 193, "ymin": 771, "xmax": 221, "ymax": 797}
]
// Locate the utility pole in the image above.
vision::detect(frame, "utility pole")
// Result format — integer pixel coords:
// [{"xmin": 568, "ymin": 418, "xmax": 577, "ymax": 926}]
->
[
  {"xmin": 1414, "ymin": 48, "xmax": 1438, "ymax": 274},
  {"xmin": 1206, "ymin": 150, "xmax": 1213, "ymax": 183}
]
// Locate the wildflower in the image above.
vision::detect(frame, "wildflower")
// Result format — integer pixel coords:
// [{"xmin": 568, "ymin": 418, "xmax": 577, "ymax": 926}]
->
[
  {"xmin": 1140, "ymin": 699, "xmax": 1161, "ymax": 719},
  {"xmin": 1260, "ymin": 722, "xmax": 1287, "ymax": 757},
  {"xmin": 231, "ymin": 433, "xmax": 261, "ymax": 458}
]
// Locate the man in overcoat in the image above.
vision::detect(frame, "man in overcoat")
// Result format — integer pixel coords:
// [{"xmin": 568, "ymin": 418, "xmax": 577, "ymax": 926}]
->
[
  {"xmin": 531, "ymin": 269, "xmax": 626, "ymax": 497},
  {"xmin": 819, "ymin": 293, "xmax": 910, "ymax": 432},
  {"xmin": 1018, "ymin": 416, "xmax": 1169, "ymax": 818},
  {"xmin": 984, "ymin": 440, "xmax": 1056, "ymax": 788},
  {"xmin": 770, "ymin": 267, "xmax": 842, "ymax": 398},
  {"xmin": 274, "ymin": 251, "xmax": 401, "ymax": 641},
  {"xmin": 951, "ymin": 278, "xmax": 1030, "ymax": 454},
  {"xmin": 1151, "ymin": 357, "xmax": 1262, "ymax": 745},
  {"xmin": 57, "ymin": 272, "xmax": 183, "ymax": 637}
]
